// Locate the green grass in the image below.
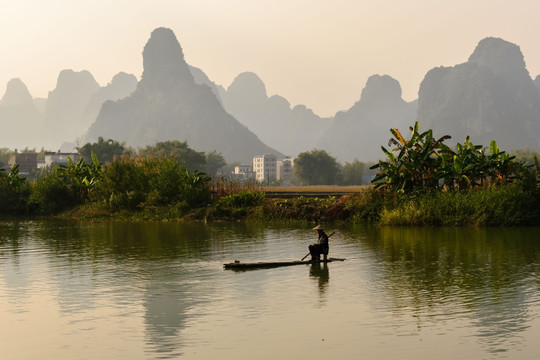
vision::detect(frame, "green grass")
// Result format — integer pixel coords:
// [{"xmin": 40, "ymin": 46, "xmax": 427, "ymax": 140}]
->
[{"xmin": 377, "ymin": 185, "xmax": 540, "ymax": 226}]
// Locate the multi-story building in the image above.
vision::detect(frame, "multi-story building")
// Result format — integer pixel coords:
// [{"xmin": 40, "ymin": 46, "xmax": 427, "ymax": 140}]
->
[
  {"xmin": 253, "ymin": 154, "xmax": 277, "ymax": 183},
  {"xmin": 276, "ymin": 157, "xmax": 296, "ymax": 185}
]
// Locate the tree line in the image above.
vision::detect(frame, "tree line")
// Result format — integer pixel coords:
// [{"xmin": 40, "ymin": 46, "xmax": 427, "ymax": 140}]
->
[
  {"xmin": 1, "ymin": 151, "xmax": 213, "ymax": 215},
  {"xmin": 293, "ymin": 149, "xmax": 374, "ymax": 186},
  {"xmin": 0, "ymin": 138, "xmax": 225, "ymax": 215},
  {"xmin": 2, "ymin": 123, "xmax": 539, "ymax": 218},
  {"xmin": 294, "ymin": 122, "xmax": 539, "ymax": 189}
]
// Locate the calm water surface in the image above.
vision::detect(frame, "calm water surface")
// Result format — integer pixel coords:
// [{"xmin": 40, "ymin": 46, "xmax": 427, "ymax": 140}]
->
[{"xmin": 1, "ymin": 220, "xmax": 539, "ymax": 359}]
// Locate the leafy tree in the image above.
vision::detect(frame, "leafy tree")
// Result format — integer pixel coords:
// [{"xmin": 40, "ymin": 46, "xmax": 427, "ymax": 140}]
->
[
  {"xmin": 205, "ymin": 150, "xmax": 226, "ymax": 176},
  {"xmin": 342, "ymin": 159, "xmax": 366, "ymax": 185},
  {"xmin": 295, "ymin": 149, "xmax": 342, "ymax": 185},
  {"xmin": 140, "ymin": 140, "xmax": 206, "ymax": 173},
  {"xmin": 77, "ymin": 137, "xmax": 128, "ymax": 164}
]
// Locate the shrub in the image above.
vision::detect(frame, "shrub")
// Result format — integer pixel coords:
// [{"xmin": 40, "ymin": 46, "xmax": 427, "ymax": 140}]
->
[
  {"xmin": 0, "ymin": 166, "xmax": 30, "ymax": 214},
  {"xmin": 217, "ymin": 191, "xmax": 265, "ymax": 208},
  {"xmin": 29, "ymin": 173, "xmax": 76, "ymax": 214},
  {"xmin": 90, "ymin": 156, "xmax": 212, "ymax": 212}
]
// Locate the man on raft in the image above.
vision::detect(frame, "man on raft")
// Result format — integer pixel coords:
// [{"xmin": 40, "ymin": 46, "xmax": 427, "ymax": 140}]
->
[{"xmin": 309, "ymin": 225, "xmax": 329, "ymax": 262}]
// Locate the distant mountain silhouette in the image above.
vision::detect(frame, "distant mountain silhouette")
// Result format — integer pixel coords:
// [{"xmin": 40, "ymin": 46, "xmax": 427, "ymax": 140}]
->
[
  {"xmin": 417, "ymin": 37, "xmax": 540, "ymax": 149},
  {"xmin": 0, "ymin": 78, "xmax": 43, "ymax": 149},
  {"xmin": 43, "ymin": 69, "xmax": 100, "ymax": 148},
  {"xmin": 86, "ymin": 28, "xmax": 279, "ymax": 163},
  {"xmin": 4, "ymin": 32, "xmax": 540, "ymax": 161},
  {"xmin": 1, "ymin": 71, "xmax": 139, "ymax": 151},
  {"xmin": 82, "ymin": 72, "xmax": 137, "ymax": 129},
  {"xmin": 218, "ymin": 72, "xmax": 331, "ymax": 157},
  {"xmin": 316, "ymin": 74, "xmax": 417, "ymax": 162},
  {"xmin": 189, "ymin": 65, "xmax": 224, "ymax": 105},
  {"xmin": 1, "ymin": 78, "xmax": 34, "ymax": 106}
]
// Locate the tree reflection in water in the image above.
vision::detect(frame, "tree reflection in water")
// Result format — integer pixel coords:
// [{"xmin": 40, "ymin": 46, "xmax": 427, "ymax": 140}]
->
[{"xmin": 342, "ymin": 225, "xmax": 540, "ymax": 355}]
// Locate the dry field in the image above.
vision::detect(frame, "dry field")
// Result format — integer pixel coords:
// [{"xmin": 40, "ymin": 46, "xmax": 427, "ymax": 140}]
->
[{"xmin": 261, "ymin": 185, "xmax": 371, "ymax": 198}]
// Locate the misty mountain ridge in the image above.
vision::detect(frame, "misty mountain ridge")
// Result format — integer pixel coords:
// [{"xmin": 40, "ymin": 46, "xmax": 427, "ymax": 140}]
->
[
  {"xmin": 82, "ymin": 72, "xmax": 138, "ymax": 129},
  {"xmin": 0, "ymin": 70, "xmax": 138, "ymax": 151},
  {"xmin": 218, "ymin": 71, "xmax": 331, "ymax": 157},
  {"xmin": 316, "ymin": 74, "xmax": 417, "ymax": 162},
  {"xmin": 85, "ymin": 27, "xmax": 279, "ymax": 163},
  {"xmin": 0, "ymin": 78, "xmax": 43, "ymax": 149},
  {"xmin": 417, "ymin": 37, "xmax": 540, "ymax": 150},
  {"xmin": 1, "ymin": 78, "xmax": 35, "ymax": 106},
  {"xmin": 2, "ymin": 31, "xmax": 540, "ymax": 164},
  {"xmin": 44, "ymin": 69, "xmax": 101, "ymax": 147}
]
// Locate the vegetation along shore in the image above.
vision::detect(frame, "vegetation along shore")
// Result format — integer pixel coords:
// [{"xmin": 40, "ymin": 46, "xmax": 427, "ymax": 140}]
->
[{"xmin": 1, "ymin": 123, "xmax": 539, "ymax": 226}]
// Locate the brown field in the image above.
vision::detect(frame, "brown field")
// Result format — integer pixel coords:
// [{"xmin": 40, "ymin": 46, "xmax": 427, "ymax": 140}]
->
[{"xmin": 261, "ymin": 185, "xmax": 371, "ymax": 193}]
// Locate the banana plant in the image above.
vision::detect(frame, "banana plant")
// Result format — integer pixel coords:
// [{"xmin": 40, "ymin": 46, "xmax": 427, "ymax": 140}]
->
[
  {"xmin": 371, "ymin": 122, "xmax": 450, "ymax": 192},
  {"xmin": 1, "ymin": 164, "xmax": 28, "ymax": 189},
  {"xmin": 438, "ymin": 136, "xmax": 486, "ymax": 190},
  {"xmin": 181, "ymin": 169, "xmax": 212, "ymax": 205},
  {"xmin": 487, "ymin": 140, "xmax": 516, "ymax": 185},
  {"xmin": 55, "ymin": 151, "xmax": 103, "ymax": 203}
]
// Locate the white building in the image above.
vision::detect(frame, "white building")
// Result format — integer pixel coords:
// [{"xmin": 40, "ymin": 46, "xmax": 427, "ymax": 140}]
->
[
  {"xmin": 253, "ymin": 154, "xmax": 277, "ymax": 183},
  {"xmin": 232, "ymin": 165, "xmax": 256, "ymax": 181},
  {"xmin": 38, "ymin": 152, "xmax": 81, "ymax": 169}
]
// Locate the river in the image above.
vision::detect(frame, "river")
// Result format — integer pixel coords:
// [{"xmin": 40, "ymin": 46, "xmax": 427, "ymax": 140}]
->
[{"xmin": 1, "ymin": 220, "xmax": 539, "ymax": 359}]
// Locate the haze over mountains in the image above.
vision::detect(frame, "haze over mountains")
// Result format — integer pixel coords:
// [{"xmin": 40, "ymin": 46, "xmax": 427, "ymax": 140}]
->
[
  {"xmin": 317, "ymin": 74, "xmax": 417, "ymax": 162},
  {"xmin": 218, "ymin": 71, "xmax": 331, "ymax": 157},
  {"xmin": 418, "ymin": 37, "xmax": 540, "ymax": 150},
  {"xmin": 85, "ymin": 28, "xmax": 278, "ymax": 163},
  {"xmin": 1, "ymin": 28, "xmax": 540, "ymax": 164}
]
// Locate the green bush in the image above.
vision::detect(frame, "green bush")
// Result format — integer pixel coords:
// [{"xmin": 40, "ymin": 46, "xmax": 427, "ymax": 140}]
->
[
  {"xmin": 29, "ymin": 173, "xmax": 76, "ymax": 214},
  {"xmin": 212, "ymin": 191, "xmax": 264, "ymax": 219},
  {"xmin": 217, "ymin": 191, "xmax": 265, "ymax": 208},
  {"xmin": 0, "ymin": 166, "xmax": 30, "ymax": 214},
  {"xmin": 90, "ymin": 156, "xmax": 211, "ymax": 212}
]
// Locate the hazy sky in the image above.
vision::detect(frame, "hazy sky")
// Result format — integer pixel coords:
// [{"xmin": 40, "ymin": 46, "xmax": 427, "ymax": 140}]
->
[{"xmin": 1, "ymin": 0, "xmax": 540, "ymax": 117}]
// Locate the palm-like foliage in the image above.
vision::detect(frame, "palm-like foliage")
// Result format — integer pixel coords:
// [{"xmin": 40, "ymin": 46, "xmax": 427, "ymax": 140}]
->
[
  {"xmin": 371, "ymin": 122, "xmax": 450, "ymax": 192},
  {"xmin": 438, "ymin": 136, "xmax": 486, "ymax": 190},
  {"xmin": 0, "ymin": 165, "xmax": 30, "ymax": 213},
  {"xmin": 487, "ymin": 140, "xmax": 517, "ymax": 185},
  {"xmin": 56, "ymin": 152, "xmax": 102, "ymax": 202},
  {"xmin": 372, "ymin": 122, "xmax": 535, "ymax": 193}
]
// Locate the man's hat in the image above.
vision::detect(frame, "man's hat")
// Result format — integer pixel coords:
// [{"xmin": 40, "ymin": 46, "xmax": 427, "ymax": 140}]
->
[{"xmin": 312, "ymin": 225, "xmax": 324, "ymax": 230}]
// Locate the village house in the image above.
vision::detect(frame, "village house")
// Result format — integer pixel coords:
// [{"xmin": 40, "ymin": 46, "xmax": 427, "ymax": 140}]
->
[
  {"xmin": 39, "ymin": 151, "xmax": 81, "ymax": 168},
  {"xmin": 8, "ymin": 153, "xmax": 38, "ymax": 175},
  {"xmin": 232, "ymin": 165, "xmax": 256, "ymax": 181}
]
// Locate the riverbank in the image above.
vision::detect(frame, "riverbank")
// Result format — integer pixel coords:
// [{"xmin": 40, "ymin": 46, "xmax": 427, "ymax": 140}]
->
[{"xmin": 56, "ymin": 185, "xmax": 540, "ymax": 226}]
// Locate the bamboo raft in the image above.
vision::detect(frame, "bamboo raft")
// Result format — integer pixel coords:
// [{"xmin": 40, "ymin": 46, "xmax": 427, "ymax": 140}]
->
[{"xmin": 223, "ymin": 257, "xmax": 345, "ymax": 270}]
